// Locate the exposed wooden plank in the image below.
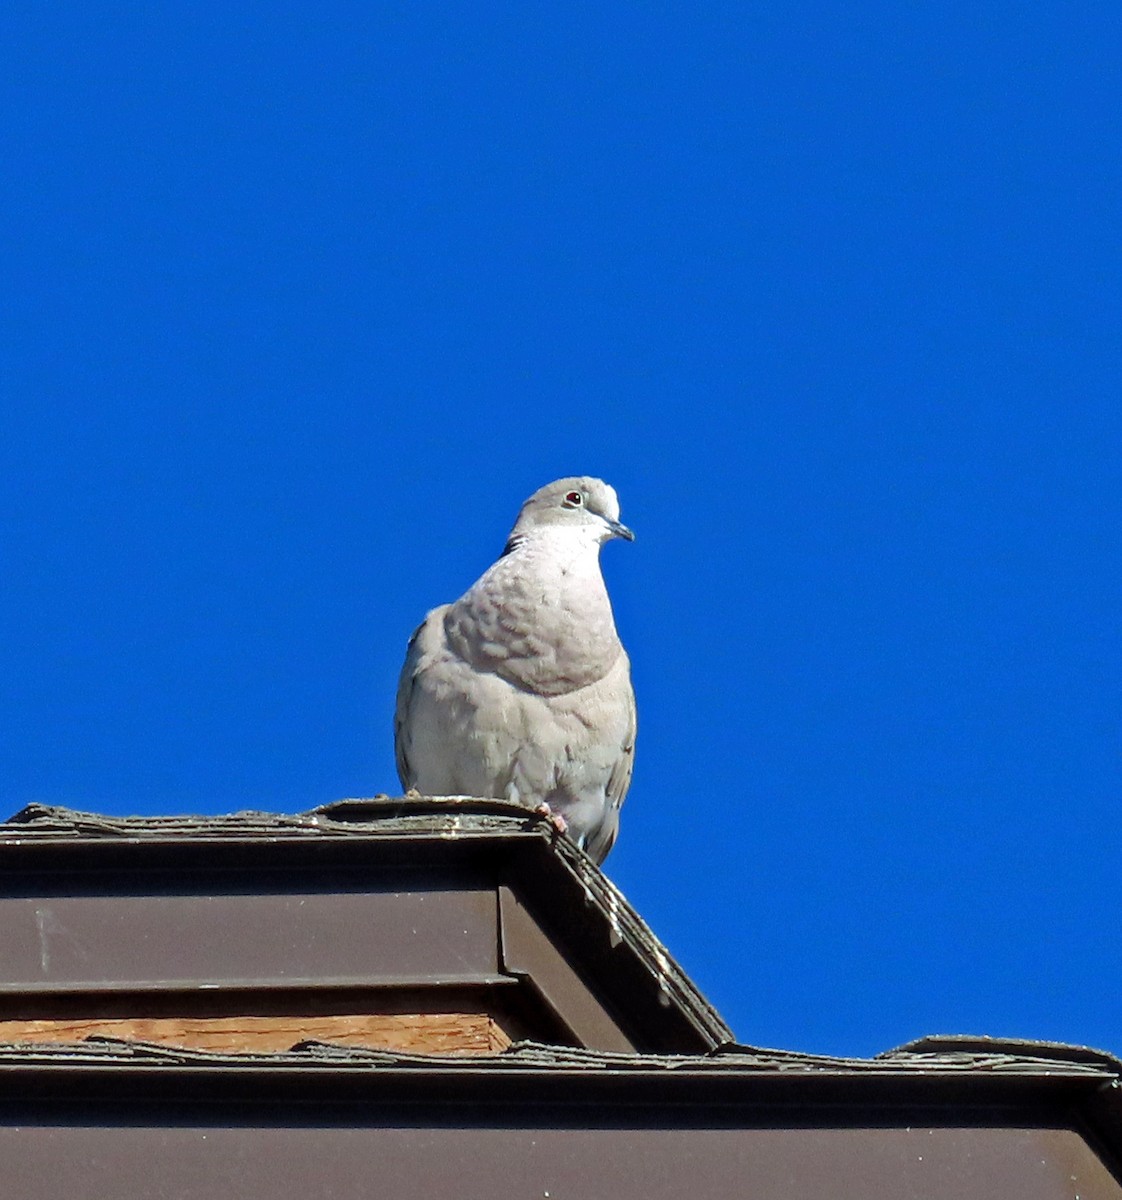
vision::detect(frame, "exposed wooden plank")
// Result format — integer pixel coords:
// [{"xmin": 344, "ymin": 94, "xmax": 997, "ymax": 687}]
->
[{"xmin": 0, "ymin": 1013, "xmax": 512, "ymax": 1055}]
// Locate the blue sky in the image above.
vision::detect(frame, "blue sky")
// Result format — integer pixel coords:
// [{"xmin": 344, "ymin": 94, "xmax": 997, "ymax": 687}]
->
[{"xmin": 2, "ymin": 2, "xmax": 1120, "ymax": 1057}]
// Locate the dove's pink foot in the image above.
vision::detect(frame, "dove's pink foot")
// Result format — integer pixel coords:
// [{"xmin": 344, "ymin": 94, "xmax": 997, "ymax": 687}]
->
[{"xmin": 533, "ymin": 803, "xmax": 568, "ymax": 836}]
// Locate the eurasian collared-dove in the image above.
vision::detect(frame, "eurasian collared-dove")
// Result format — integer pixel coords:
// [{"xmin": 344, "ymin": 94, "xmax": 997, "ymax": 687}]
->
[{"xmin": 394, "ymin": 477, "xmax": 636, "ymax": 863}]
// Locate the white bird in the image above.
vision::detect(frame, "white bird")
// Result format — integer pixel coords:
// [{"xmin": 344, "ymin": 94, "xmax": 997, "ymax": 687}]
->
[{"xmin": 394, "ymin": 477, "xmax": 636, "ymax": 863}]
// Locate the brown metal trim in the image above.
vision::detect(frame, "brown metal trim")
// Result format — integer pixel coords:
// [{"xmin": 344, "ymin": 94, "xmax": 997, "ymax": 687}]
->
[
  {"xmin": 0, "ymin": 1124, "xmax": 1117, "ymax": 1200},
  {"xmin": 502, "ymin": 838, "xmax": 731, "ymax": 1052},
  {"xmin": 0, "ymin": 983, "xmax": 519, "ymax": 1020},
  {"xmin": 0, "ymin": 888, "xmax": 501, "ymax": 991},
  {"xmin": 498, "ymin": 886, "xmax": 638, "ymax": 1053}
]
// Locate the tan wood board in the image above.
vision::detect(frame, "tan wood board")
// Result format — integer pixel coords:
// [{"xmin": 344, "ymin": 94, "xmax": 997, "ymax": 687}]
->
[{"xmin": 0, "ymin": 1012, "xmax": 512, "ymax": 1055}]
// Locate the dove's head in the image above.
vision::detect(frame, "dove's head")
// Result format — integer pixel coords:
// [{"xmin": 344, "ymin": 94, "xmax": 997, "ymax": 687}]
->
[{"xmin": 510, "ymin": 477, "xmax": 635, "ymax": 547}]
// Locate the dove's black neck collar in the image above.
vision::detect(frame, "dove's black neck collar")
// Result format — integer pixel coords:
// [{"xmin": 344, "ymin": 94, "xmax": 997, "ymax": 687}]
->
[{"xmin": 500, "ymin": 534, "xmax": 526, "ymax": 557}]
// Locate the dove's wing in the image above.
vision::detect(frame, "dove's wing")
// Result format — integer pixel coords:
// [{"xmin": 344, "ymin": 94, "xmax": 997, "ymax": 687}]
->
[
  {"xmin": 394, "ymin": 609, "xmax": 447, "ymax": 790},
  {"xmin": 582, "ymin": 657, "xmax": 636, "ymax": 864}
]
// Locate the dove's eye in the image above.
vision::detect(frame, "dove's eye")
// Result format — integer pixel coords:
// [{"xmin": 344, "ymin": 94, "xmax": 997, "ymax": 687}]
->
[{"xmin": 563, "ymin": 491, "xmax": 583, "ymax": 507}]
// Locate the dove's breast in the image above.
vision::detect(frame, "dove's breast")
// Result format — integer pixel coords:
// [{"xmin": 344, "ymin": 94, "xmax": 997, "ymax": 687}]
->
[{"xmin": 443, "ymin": 540, "xmax": 623, "ymax": 696}]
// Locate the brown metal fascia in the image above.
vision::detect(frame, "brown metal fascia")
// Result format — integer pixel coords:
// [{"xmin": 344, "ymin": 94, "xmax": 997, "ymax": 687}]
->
[
  {"xmin": 1079, "ymin": 1080, "xmax": 1122, "ymax": 1185},
  {"xmin": 0, "ymin": 825, "xmax": 524, "ymax": 1003},
  {"xmin": 496, "ymin": 886, "xmax": 639, "ymax": 1053},
  {"xmin": 0, "ymin": 1055, "xmax": 1112, "ymax": 1123},
  {"xmin": 0, "ymin": 1120, "xmax": 1118, "ymax": 1200},
  {"xmin": 0, "ymin": 886, "xmax": 507, "ymax": 994},
  {"xmin": 0, "ymin": 828, "xmax": 537, "ymax": 880},
  {"xmin": 501, "ymin": 837, "xmax": 733, "ymax": 1054}
]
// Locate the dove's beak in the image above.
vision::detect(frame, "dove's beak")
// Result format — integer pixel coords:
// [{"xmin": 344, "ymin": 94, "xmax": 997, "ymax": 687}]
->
[{"xmin": 607, "ymin": 519, "xmax": 635, "ymax": 542}]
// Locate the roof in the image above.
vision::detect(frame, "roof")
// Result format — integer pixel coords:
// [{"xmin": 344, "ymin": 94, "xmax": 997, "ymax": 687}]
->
[
  {"xmin": 0, "ymin": 1033, "xmax": 1118, "ymax": 1150},
  {"xmin": 0, "ymin": 797, "xmax": 733, "ymax": 1054},
  {"xmin": 3, "ymin": 803, "xmax": 1122, "ymax": 1196},
  {"xmin": 1, "ymin": 1038, "xmax": 1117, "ymax": 1200}
]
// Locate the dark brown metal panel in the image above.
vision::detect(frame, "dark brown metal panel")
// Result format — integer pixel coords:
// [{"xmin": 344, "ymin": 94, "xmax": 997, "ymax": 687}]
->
[
  {"xmin": 0, "ymin": 1126, "xmax": 1116, "ymax": 1200},
  {"xmin": 0, "ymin": 890, "xmax": 501, "ymax": 990},
  {"xmin": 498, "ymin": 885, "xmax": 638, "ymax": 1053},
  {"xmin": 501, "ymin": 839, "xmax": 732, "ymax": 1052}
]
